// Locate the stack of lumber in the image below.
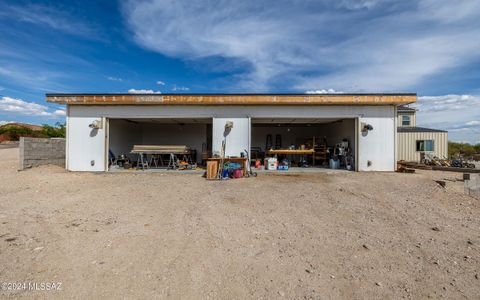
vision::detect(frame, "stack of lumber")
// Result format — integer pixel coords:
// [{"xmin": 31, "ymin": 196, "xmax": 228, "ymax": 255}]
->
[
  {"xmin": 397, "ymin": 161, "xmax": 432, "ymax": 170},
  {"xmin": 131, "ymin": 145, "xmax": 190, "ymax": 154},
  {"xmin": 396, "ymin": 165, "xmax": 416, "ymax": 173}
]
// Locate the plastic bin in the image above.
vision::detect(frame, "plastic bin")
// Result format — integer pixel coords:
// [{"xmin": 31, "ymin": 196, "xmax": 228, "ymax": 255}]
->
[{"xmin": 329, "ymin": 159, "xmax": 340, "ymax": 169}]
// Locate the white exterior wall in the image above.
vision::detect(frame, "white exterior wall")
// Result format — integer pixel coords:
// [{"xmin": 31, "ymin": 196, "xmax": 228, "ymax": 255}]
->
[
  {"xmin": 67, "ymin": 114, "xmax": 106, "ymax": 171},
  {"xmin": 358, "ymin": 116, "xmax": 395, "ymax": 171},
  {"xmin": 141, "ymin": 123, "xmax": 207, "ymax": 162},
  {"xmin": 212, "ymin": 118, "xmax": 250, "ymax": 157},
  {"xmin": 67, "ymin": 105, "xmax": 396, "ymax": 172},
  {"xmin": 109, "ymin": 119, "xmax": 142, "ymax": 158}
]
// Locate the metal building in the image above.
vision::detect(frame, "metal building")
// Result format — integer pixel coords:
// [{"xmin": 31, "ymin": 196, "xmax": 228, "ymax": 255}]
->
[
  {"xmin": 46, "ymin": 93, "xmax": 417, "ymax": 172},
  {"xmin": 396, "ymin": 106, "xmax": 448, "ymax": 162}
]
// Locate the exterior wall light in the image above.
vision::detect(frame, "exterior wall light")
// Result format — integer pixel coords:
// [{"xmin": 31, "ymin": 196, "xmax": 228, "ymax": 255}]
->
[{"xmin": 361, "ymin": 123, "xmax": 373, "ymax": 132}]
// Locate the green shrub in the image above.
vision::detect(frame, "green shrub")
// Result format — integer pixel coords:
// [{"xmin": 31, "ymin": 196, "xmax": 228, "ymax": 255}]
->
[
  {"xmin": 0, "ymin": 126, "xmax": 34, "ymax": 141},
  {"xmin": 41, "ymin": 122, "xmax": 65, "ymax": 138},
  {"xmin": 448, "ymin": 141, "xmax": 480, "ymax": 158},
  {"xmin": 0, "ymin": 122, "xmax": 65, "ymax": 141}
]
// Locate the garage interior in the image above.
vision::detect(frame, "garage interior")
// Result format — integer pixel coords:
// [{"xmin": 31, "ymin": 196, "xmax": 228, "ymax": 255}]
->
[
  {"xmin": 251, "ymin": 118, "xmax": 356, "ymax": 170},
  {"xmin": 108, "ymin": 118, "xmax": 212, "ymax": 170},
  {"xmin": 108, "ymin": 117, "xmax": 356, "ymax": 172}
]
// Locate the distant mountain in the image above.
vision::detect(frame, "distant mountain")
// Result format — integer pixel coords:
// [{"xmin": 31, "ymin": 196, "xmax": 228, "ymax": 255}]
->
[
  {"xmin": 0, "ymin": 122, "xmax": 43, "ymax": 131},
  {"xmin": 0, "ymin": 123, "xmax": 43, "ymax": 142}
]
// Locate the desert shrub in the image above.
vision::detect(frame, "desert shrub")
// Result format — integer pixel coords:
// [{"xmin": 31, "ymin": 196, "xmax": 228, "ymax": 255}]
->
[
  {"xmin": 449, "ymin": 141, "xmax": 480, "ymax": 158},
  {"xmin": 0, "ymin": 126, "xmax": 35, "ymax": 141},
  {"xmin": 41, "ymin": 122, "xmax": 65, "ymax": 138}
]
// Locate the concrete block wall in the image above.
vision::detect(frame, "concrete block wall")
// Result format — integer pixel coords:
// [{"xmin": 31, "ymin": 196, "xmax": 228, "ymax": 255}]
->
[
  {"xmin": 465, "ymin": 174, "xmax": 480, "ymax": 198},
  {"xmin": 19, "ymin": 137, "xmax": 66, "ymax": 170}
]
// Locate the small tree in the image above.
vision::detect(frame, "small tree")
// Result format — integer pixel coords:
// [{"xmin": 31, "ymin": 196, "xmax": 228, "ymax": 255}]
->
[{"xmin": 41, "ymin": 122, "xmax": 66, "ymax": 138}]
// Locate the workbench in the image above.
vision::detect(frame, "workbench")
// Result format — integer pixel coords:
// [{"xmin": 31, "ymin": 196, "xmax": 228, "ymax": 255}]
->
[
  {"xmin": 267, "ymin": 149, "xmax": 316, "ymax": 166},
  {"xmin": 267, "ymin": 149, "xmax": 315, "ymax": 155}
]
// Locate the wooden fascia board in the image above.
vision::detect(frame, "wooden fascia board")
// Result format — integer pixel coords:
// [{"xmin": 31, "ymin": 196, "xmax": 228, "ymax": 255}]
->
[{"xmin": 46, "ymin": 94, "xmax": 416, "ymax": 105}]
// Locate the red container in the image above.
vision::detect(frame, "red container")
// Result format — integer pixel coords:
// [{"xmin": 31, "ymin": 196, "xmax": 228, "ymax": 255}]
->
[
  {"xmin": 255, "ymin": 160, "xmax": 261, "ymax": 168},
  {"xmin": 233, "ymin": 169, "xmax": 243, "ymax": 178}
]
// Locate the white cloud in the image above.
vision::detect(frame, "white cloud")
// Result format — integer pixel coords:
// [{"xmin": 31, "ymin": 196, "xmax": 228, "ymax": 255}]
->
[
  {"xmin": 53, "ymin": 109, "xmax": 66, "ymax": 116},
  {"xmin": 336, "ymin": 0, "xmax": 385, "ymax": 10},
  {"xmin": 306, "ymin": 89, "xmax": 342, "ymax": 94},
  {"xmin": 0, "ymin": 65, "xmax": 69, "ymax": 92},
  {"xmin": 415, "ymin": 94, "xmax": 480, "ymax": 143},
  {"xmin": 127, "ymin": 89, "xmax": 161, "ymax": 94},
  {"xmin": 416, "ymin": 94, "xmax": 480, "ymax": 112},
  {"xmin": 171, "ymin": 85, "xmax": 189, "ymax": 92},
  {"xmin": 107, "ymin": 76, "xmax": 123, "ymax": 82},
  {"xmin": 156, "ymin": 81, "xmax": 165, "ymax": 85},
  {"xmin": 0, "ymin": 96, "xmax": 64, "ymax": 118},
  {"xmin": 123, "ymin": 0, "xmax": 480, "ymax": 92},
  {"xmin": 0, "ymin": 3, "xmax": 97, "ymax": 38},
  {"xmin": 0, "ymin": 120, "xmax": 14, "ymax": 125},
  {"xmin": 466, "ymin": 121, "xmax": 480, "ymax": 126}
]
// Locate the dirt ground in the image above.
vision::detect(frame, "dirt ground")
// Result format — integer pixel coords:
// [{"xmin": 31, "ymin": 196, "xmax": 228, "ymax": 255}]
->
[{"xmin": 0, "ymin": 148, "xmax": 479, "ymax": 299}]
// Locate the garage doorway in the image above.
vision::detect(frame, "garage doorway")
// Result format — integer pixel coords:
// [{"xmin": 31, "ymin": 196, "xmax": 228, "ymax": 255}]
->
[
  {"xmin": 251, "ymin": 118, "xmax": 357, "ymax": 171},
  {"xmin": 107, "ymin": 118, "xmax": 212, "ymax": 171}
]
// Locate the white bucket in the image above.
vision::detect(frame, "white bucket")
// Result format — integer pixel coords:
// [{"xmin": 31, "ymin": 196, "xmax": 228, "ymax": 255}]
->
[{"xmin": 329, "ymin": 159, "xmax": 340, "ymax": 169}]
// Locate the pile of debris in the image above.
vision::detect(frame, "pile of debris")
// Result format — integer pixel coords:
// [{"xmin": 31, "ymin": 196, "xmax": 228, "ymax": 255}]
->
[
  {"xmin": 398, "ymin": 154, "xmax": 479, "ymax": 173},
  {"xmin": 423, "ymin": 154, "xmax": 476, "ymax": 169}
]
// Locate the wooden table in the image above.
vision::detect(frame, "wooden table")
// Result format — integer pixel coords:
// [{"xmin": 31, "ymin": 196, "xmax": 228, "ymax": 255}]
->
[
  {"xmin": 207, "ymin": 157, "xmax": 248, "ymax": 177},
  {"xmin": 267, "ymin": 149, "xmax": 315, "ymax": 155},
  {"xmin": 267, "ymin": 149, "xmax": 316, "ymax": 166}
]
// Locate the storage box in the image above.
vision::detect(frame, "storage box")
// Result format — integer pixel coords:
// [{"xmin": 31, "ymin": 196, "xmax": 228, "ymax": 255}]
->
[
  {"xmin": 206, "ymin": 161, "xmax": 218, "ymax": 179},
  {"xmin": 265, "ymin": 157, "xmax": 277, "ymax": 170}
]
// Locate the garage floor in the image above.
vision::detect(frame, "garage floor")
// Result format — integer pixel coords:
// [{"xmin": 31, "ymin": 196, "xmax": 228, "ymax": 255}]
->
[{"xmin": 108, "ymin": 166, "xmax": 348, "ymax": 174}]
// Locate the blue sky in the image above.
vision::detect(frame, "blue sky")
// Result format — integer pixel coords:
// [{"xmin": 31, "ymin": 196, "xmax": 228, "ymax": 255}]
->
[{"xmin": 0, "ymin": 0, "xmax": 479, "ymax": 143}]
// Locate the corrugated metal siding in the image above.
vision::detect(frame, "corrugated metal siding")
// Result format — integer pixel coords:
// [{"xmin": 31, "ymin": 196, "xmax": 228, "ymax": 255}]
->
[{"xmin": 397, "ymin": 132, "xmax": 448, "ymax": 161}]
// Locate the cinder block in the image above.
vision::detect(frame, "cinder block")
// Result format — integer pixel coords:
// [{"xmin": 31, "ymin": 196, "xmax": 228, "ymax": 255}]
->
[{"xmin": 19, "ymin": 138, "xmax": 67, "ymax": 170}]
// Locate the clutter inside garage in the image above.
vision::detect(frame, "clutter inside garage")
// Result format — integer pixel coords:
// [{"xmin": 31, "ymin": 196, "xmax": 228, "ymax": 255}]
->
[
  {"xmin": 108, "ymin": 117, "xmax": 356, "ymax": 179},
  {"xmin": 248, "ymin": 118, "xmax": 356, "ymax": 172},
  {"xmin": 108, "ymin": 118, "xmax": 211, "ymax": 171}
]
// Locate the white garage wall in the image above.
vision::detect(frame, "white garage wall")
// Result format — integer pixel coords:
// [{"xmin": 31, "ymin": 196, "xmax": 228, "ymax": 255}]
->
[
  {"xmin": 109, "ymin": 119, "xmax": 141, "ymax": 159},
  {"xmin": 68, "ymin": 105, "xmax": 395, "ymax": 171},
  {"xmin": 326, "ymin": 119, "xmax": 356, "ymax": 158},
  {"xmin": 212, "ymin": 118, "xmax": 250, "ymax": 157},
  {"xmin": 141, "ymin": 123, "xmax": 207, "ymax": 162},
  {"xmin": 358, "ymin": 115, "xmax": 395, "ymax": 171},
  {"xmin": 67, "ymin": 116, "xmax": 106, "ymax": 171}
]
